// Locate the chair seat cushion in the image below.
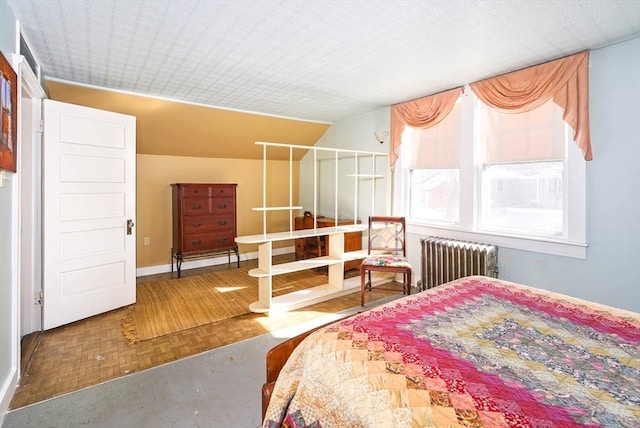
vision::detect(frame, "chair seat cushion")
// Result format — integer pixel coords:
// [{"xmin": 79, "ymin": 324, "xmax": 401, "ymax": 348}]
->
[{"xmin": 362, "ymin": 255, "xmax": 411, "ymax": 268}]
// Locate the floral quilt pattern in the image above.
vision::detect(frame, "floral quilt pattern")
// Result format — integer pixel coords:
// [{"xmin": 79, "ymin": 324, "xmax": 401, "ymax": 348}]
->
[{"xmin": 263, "ymin": 276, "xmax": 640, "ymax": 427}]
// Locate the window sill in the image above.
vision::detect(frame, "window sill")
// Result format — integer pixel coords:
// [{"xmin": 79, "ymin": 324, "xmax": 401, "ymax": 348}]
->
[{"xmin": 407, "ymin": 221, "xmax": 587, "ymax": 259}]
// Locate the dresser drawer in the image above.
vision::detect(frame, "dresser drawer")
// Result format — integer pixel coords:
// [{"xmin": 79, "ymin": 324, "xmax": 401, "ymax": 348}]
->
[
  {"xmin": 180, "ymin": 184, "xmax": 213, "ymax": 198},
  {"xmin": 179, "ymin": 184, "xmax": 236, "ymax": 198},
  {"xmin": 183, "ymin": 214, "xmax": 234, "ymax": 234},
  {"xmin": 210, "ymin": 185, "xmax": 235, "ymax": 198},
  {"xmin": 182, "ymin": 231, "xmax": 236, "ymax": 252},
  {"xmin": 182, "ymin": 196, "xmax": 235, "ymax": 216},
  {"xmin": 182, "ymin": 198, "xmax": 212, "ymax": 215},
  {"xmin": 211, "ymin": 198, "xmax": 234, "ymax": 215}
]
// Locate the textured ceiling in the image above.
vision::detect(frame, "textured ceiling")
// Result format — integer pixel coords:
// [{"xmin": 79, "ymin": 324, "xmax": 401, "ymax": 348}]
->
[{"xmin": 8, "ymin": 0, "xmax": 640, "ymax": 123}]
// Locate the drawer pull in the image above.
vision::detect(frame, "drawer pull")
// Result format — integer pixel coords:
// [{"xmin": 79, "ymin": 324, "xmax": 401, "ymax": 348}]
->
[
  {"xmin": 194, "ymin": 189, "xmax": 199, "ymax": 194},
  {"xmin": 192, "ymin": 223, "xmax": 202, "ymax": 228},
  {"xmin": 192, "ymin": 204, "xmax": 202, "ymax": 209},
  {"xmin": 217, "ymin": 220, "xmax": 227, "ymax": 226},
  {"xmin": 218, "ymin": 237, "xmax": 228, "ymax": 243},
  {"xmin": 191, "ymin": 239, "xmax": 202, "ymax": 246},
  {"xmin": 217, "ymin": 203, "xmax": 227, "ymax": 209}
]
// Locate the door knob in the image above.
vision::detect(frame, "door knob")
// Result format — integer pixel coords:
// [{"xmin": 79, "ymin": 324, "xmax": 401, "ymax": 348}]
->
[{"xmin": 127, "ymin": 219, "xmax": 135, "ymax": 235}]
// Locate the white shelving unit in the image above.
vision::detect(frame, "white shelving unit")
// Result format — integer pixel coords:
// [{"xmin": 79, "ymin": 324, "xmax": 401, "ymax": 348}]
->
[{"xmin": 235, "ymin": 142, "xmax": 389, "ymax": 315}]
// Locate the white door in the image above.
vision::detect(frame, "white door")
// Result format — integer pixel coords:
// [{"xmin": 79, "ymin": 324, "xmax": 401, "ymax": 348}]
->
[{"xmin": 42, "ymin": 99, "xmax": 136, "ymax": 330}]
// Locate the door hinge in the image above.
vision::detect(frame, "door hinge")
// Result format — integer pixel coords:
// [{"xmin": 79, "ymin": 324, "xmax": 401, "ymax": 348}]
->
[
  {"xmin": 34, "ymin": 290, "xmax": 43, "ymax": 305},
  {"xmin": 38, "ymin": 119, "xmax": 44, "ymax": 134}
]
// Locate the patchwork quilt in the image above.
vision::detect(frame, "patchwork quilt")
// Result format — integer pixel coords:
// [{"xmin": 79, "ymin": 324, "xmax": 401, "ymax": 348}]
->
[{"xmin": 263, "ymin": 276, "xmax": 640, "ymax": 427}]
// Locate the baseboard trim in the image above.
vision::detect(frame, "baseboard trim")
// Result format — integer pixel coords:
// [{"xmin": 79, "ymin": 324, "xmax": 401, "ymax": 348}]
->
[
  {"xmin": 0, "ymin": 367, "xmax": 18, "ymax": 426},
  {"xmin": 136, "ymin": 246, "xmax": 295, "ymax": 278}
]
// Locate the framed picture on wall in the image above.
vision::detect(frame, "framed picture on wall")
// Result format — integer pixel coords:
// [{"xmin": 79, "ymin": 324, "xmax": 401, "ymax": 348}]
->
[{"xmin": 1, "ymin": 51, "xmax": 18, "ymax": 173}]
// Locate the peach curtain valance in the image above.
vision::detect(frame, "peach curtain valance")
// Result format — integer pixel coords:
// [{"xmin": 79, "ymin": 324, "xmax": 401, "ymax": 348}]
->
[
  {"xmin": 470, "ymin": 51, "xmax": 592, "ymax": 160},
  {"xmin": 390, "ymin": 87, "xmax": 463, "ymax": 165}
]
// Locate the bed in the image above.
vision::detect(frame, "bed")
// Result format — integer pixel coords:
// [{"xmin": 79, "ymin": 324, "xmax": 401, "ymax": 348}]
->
[{"xmin": 262, "ymin": 276, "xmax": 640, "ymax": 427}]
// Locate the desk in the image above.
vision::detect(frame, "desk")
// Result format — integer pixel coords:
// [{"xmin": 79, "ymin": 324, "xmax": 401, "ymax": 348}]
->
[{"xmin": 294, "ymin": 215, "xmax": 362, "ymax": 271}]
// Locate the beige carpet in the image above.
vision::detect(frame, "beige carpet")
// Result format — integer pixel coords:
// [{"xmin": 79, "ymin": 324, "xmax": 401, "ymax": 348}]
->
[{"xmin": 122, "ymin": 267, "xmax": 329, "ymax": 344}]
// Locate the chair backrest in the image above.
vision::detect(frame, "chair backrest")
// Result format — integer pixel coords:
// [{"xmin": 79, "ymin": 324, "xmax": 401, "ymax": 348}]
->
[
  {"xmin": 302, "ymin": 211, "xmax": 315, "ymax": 229},
  {"xmin": 367, "ymin": 216, "xmax": 407, "ymax": 257}
]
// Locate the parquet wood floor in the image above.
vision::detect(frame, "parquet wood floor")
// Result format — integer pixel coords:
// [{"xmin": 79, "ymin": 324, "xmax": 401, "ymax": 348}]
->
[{"xmin": 10, "ymin": 255, "xmax": 404, "ymax": 410}]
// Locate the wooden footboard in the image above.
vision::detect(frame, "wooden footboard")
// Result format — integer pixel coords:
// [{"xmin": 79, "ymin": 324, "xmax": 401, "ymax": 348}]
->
[{"xmin": 262, "ymin": 322, "xmax": 332, "ymax": 422}]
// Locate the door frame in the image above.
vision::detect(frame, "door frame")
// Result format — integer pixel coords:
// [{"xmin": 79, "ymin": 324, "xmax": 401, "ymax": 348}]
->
[{"xmin": 18, "ymin": 58, "xmax": 45, "ymax": 345}]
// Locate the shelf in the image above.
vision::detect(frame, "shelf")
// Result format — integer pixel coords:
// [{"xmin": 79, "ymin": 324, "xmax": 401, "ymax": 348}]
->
[
  {"xmin": 236, "ymin": 229, "xmax": 365, "ymax": 315},
  {"xmin": 344, "ymin": 249, "xmax": 368, "ymax": 262},
  {"xmin": 247, "ymin": 274, "xmax": 393, "ymax": 315},
  {"xmin": 346, "ymin": 173, "xmax": 384, "ymax": 179},
  {"xmin": 248, "ymin": 256, "xmax": 343, "ymax": 277},
  {"xmin": 249, "ymin": 279, "xmax": 361, "ymax": 314},
  {"xmin": 235, "ymin": 224, "xmax": 367, "ymax": 245},
  {"xmin": 236, "ymin": 142, "xmax": 390, "ymax": 316},
  {"xmin": 251, "ymin": 206, "xmax": 303, "ymax": 211}
]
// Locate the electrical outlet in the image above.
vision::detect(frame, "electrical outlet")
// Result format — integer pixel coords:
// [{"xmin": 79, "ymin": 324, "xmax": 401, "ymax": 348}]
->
[{"xmin": 143, "ymin": 237, "xmax": 150, "ymax": 246}]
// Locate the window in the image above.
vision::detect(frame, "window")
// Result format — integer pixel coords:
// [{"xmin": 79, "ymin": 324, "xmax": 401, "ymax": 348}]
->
[
  {"xmin": 480, "ymin": 162, "xmax": 563, "ymax": 236},
  {"xmin": 408, "ymin": 101, "xmax": 462, "ymax": 223},
  {"xmin": 410, "ymin": 169, "xmax": 459, "ymax": 222},
  {"xmin": 477, "ymin": 99, "xmax": 567, "ymax": 238},
  {"xmin": 403, "ymin": 90, "xmax": 586, "ymax": 258}
]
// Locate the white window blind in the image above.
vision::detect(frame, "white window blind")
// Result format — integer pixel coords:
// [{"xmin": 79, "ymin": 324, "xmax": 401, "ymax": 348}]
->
[
  {"xmin": 409, "ymin": 102, "xmax": 462, "ymax": 169},
  {"xmin": 481, "ymin": 100, "xmax": 566, "ymax": 163}
]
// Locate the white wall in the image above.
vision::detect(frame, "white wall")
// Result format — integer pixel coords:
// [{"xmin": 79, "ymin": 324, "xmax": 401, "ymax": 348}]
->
[
  {"xmin": 300, "ymin": 107, "xmax": 391, "ymax": 221},
  {"xmin": 0, "ymin": 0, "xmax": 18, "ymax": 421}
]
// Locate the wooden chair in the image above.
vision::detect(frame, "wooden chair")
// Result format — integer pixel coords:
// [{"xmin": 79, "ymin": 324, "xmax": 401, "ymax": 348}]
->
[{"xmin": 360, "ymin": 216, "xmax": 412, "ymax": 306}]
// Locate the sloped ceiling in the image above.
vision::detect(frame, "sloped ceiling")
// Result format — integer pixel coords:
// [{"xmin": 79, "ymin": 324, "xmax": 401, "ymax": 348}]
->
[
  {"xmin": 8, "ymin": 0, "xmax": 640, "ymax": 158},
  {"xmin": 47, "ymin": 81, "xmax": 329, "ymax": 160}
]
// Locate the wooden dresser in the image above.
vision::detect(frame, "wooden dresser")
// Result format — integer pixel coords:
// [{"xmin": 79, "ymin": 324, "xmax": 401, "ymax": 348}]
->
[
  {"xmin": 294, "ymin": 213, "xmax": 362, "ymax": 271},
  {"xmin": 171, "ymin": 183, "xmax": 239, "ymax": 277}
]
